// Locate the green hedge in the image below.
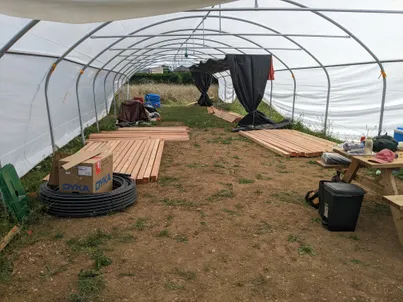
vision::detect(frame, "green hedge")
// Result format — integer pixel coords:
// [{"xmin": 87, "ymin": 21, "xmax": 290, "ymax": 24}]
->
[{"xmin": 130, "ymin": 72, "xmax": 218, "ymax": 85}]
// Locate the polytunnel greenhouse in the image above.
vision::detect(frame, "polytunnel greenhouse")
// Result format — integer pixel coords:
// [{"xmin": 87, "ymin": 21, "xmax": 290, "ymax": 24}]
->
[{"xmin": 1, "ymin": 0, "xmax": 403, "ymax": 176}]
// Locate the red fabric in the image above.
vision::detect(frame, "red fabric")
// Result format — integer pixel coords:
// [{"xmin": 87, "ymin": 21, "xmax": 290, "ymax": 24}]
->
[
  {"xmin": 268, "ymin": 56, "xmax": 275, "ymax": 81},
  {"xmin": 368, "ymin": 149, "xmax": 396, "ymax": 164}
]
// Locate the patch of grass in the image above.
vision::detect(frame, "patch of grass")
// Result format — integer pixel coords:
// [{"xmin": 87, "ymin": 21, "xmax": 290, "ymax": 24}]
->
[
  {"xmin": 311, "ymin": 217, "xmax": 321, "ymax": 224},
  {"xmin": 186, "ymin": 162, "xmax": 208, "ymax": 168},
  {"xmin": 235, "ymin": 203, "xmax": 244, "ymax": 210},
  {"xmin": 339, "ymin": 234, "xmax": 360, "ymax": 241},
  {"xmin": 213, "ymin": 162, "xmax": 226, "ymax": 168},
  {"xmin": 54, "ymin": 233, "xmax": 64, "ymax": 240},
  {"xmin": 158, "ymin": 176, "xmax": 180, "ymax": 187},
  {"xmin": 222, "ymin": 209, "xmax": 238, "ymax": 216},
  {"xmin": 158, "ymin": 106, "xmax": 231, "ymax": 129},
  {"xmin": 175, "ymin": 234, "xmax": 189, "ymax": 243},
  {"xmin": 233, "ymin": 155, "xmax": 240, "ymax": 159},
  {"xmin": 118, "ymin": 234, "xmax": 136, "ymax": 243},
  {"xmin": 40, "ymin": 264, "xmax": 69, "ymax": 279},
  {"xmin": 0, "ymin": 255, "xmax": 13, "ymax": 283},
  {"xmin": 256, "ymin": 221, "xmax": 272, "ymax": 234},
  {"xmin": 69, "ymin": 270, "xmax": 105, "ymax": 302},
  {"xmin": 173, "ymin": 268, "xmax": 196, "ymax": 280},
  {"xmin": 200, "ymin": 221, "xmax": 207, "ymax": 226},
  {"xmin": 209, "ymin": 189, "xmax": 234, "ymax": 200},
  {"xmin": 193, "ymin": 143, "xmax": 201, "ymax": 148},
  {"xmin": 161, "ymin": 198, "xmax": 195, "ymax": 207},
  {"xmin": 254, "ymin": 190, "xmax": 263, "ymax": 195},
  {"xmin": 118, "ymin": 271, "xmax": 136, "ymax": 278},
  {"xmin": 350, "ymin": 259, "xmax": 364, "ymax": 265},
  {"xmin": 67, "ymin": 230, "xmax": 111, "ymax": 252},
  {"xmin": 167, "ymin": 215, "xmax": 174, "ymax": 221},
  {"xmin": 132, "ymin": 217, "xmax": 148, "ymax": 231},
  {"xmin": 271, "ymin": 191, "xmax": 304, "ymax": 205},
  {"xmin": 371, "ymin": 203, "xmax": 391, "ymax": 215},
  {"xmin": 239, "ymin": 178, "xmax": 255, "ymax": 184},
  {"xmin": 91, "ymin": 250, "xmax": 112, "ymax": 270},
  {"xmin": 298, "ymin": 245, "xmax": 316, "ymax": 256},
  {"xmin": 157, "ymin": 229, "xmax": 170, "ymax": 238},
  {"xmin": 307, "ymin": 160, "xmax": 318, "ymax": 165},
  {"xmin": 165, "ymin": 281, "xmax": 185, "ymax": 290},
  {"xmin": 288, "ymin": 234, "xmax": 300, "ymax": 243}
]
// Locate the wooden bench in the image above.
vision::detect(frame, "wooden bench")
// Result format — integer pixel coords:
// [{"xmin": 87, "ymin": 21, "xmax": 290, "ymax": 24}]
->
[{"xmin": 382, "ymin": 195, "xmax": 403, "ymax": 246}]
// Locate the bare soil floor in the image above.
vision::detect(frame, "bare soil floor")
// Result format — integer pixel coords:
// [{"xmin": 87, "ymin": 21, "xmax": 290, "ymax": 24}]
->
[{"xmin": 1, "ymin": 127, "xmax": 403, "ymax": 302}]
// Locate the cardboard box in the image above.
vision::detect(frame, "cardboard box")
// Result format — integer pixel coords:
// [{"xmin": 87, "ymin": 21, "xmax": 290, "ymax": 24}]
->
[
  {"xmin": 48, "ymin": 152, "xmax": 70, "ymax": 186},
  {"xmin": 59, "ymin": 151, "xmax": 113, "ymax": 194}
]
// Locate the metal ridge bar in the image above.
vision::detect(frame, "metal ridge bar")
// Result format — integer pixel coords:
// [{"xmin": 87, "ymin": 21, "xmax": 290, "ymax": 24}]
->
[
  {"xmin": 0, "ymin": 20, "xmax": 39, "ymax": 59},
  {"xmin": 111, "ymin": 47, "xmax": 302, "ymax": 51},
  {"xmin": 92, "ymin": 33, "xmax": 350, "ymax": 39},
  {"xmin": 188, "ymin": 7, "xmax": 403, "ymax": 14}
]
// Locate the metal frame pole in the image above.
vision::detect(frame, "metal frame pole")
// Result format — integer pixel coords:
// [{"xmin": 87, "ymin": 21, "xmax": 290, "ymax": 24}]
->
[
  {"xmin": 92, "ymin": 33, "xmax": 350, "ymax": 39},
  {"xmin": 0, "ymin": 20, "xmax": 39, "ymax": 59},
  {"xmin": 44, "ymin": 22, "xmax": 110, "ymax": 151},
  {"xmin": 291, "ymin": 73, "xmax": 297, "ymax": 122},
  {"xmin": 111, "ymin": 47, "xmax": 302, "ymax": 51},
  {"xmin": 282, "ymin": 0, "xmax": 386, "ymax": 135},
  {"xmin": 190, "ymin": 7, "xmax": 403, "ymax": 14},
  {"xmin": 269, "ymin": 80, "xmax": 273, "ymax": 119}
]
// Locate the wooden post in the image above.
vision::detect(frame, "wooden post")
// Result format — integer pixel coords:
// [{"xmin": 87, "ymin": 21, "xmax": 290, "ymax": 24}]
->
[{"xmin": 342, "ymin": 159, "xmax": 361, "ymax": 183}]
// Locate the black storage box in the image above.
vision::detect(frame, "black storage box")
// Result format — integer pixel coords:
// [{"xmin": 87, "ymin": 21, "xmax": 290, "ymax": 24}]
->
[{"xmin": 322, "ymin": 182, "xmax": 366, "ymax": 232}]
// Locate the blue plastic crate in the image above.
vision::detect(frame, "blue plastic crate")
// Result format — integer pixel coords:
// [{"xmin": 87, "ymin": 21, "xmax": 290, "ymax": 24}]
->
[
  {"xmin": 394, "ymin": 127, "xmax": 403, "ymax": 142},
  {"xmin": 145, "ymin": 93, "xmax": 161, "ymax": 108}
]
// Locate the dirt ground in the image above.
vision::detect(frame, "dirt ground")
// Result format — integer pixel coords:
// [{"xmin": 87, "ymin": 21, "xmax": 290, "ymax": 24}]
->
[{"xmin": 1, "ymin": 127, "xmax": 403, "ymax": 302}]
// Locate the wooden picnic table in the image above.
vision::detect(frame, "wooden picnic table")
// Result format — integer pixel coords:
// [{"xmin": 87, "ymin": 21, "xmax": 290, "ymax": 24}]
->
[{"xmin": 333, "ymin": 148, "xmax": 403, "ymax": 246}]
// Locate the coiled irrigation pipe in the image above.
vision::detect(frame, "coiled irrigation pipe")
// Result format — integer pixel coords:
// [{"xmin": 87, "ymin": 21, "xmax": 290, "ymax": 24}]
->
[{"xmin": 39, "ymin": 173, "xmax": 137, "ymax": 218}]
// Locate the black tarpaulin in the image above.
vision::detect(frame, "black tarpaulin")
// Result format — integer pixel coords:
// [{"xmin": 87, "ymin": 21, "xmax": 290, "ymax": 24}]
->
[
  {"xmin": 225, "ymin": 54, "xmax": 276, "ymax": 128},
  {"xmin": 190, "ymin": 67, "xmax": 213, "ymax": 106},
  {"xmin": 190, "ymin": 54, "xmax": 290, "ymax": 129}
]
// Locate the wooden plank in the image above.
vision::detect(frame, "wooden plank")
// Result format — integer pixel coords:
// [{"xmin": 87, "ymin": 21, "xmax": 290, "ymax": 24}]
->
[
  {"xmin": 382, "ymin": 195, "xmax": 403, "ymax": 210},
  {"xmin": 0, "ymin": 226, "xmax": 20, "ymax": 252},
  {"xmin": 286, "ymin": 130, "xmax": 336, "ymax": 147},
  {"xmin": 390, "ymin": 207, "xmax": 403, "ymax": 247},
  {"xmin": 316, "ymin": 160, "xmax": 349, "ymax": 169},
  {"xmin": 240, "ymin": 131, "xmax": 291, "ymax": 158},
  {"xmin": 137, "ymin": 140, "xmax": 156, "ymax": 184},
  {"xmin": 118, "ymin": 126, "xmax": 188, "ymax": 132},
  {"xmin": 88, "ymin": 136, "xmax": 189, "ymax": 142},
  {"xmin": 120, "ymin": 140, "xmax": 142, "ymax": 174},
  {"xmin": 262, "ymin": 130, "xmax": 322, "ymax": 156},
  {"xmin": 114, "ymin": 140, "xmax": 136, "ymax": 170},
  {"xmin": 142, "ymin": 139, "xmax": 160, "ymax": 182},
  {"xmin": 251, "ymin": 131, "xmax": 304, "ymax": 156},
  {"xmin": 131, "ymin": 140, "xmax": 152, "ymax": 181},
  {"xmin": 125, "ymin": 140, "xmax": 147, "ymax": 175},
  {"xmin": 207, "ymin": 107, "xmax": 215, "ymax": 114},
  {"xmin": 111, "ymin": 140, "xmax": 131, "ymax": 170},
  {"xmin": 151, "ymin": 140, "xmax": 165, "ymax": 181},
  {"xmin": 273, "ymin": 130, "xmax": 333, "ymax": 151},
  {"xmin": 342, "ymin": 159, "xmax": 361, "ymax": 183},
  {"xmin": 284, "ymin": 130, "xmax": 335, "ymax": 148}
]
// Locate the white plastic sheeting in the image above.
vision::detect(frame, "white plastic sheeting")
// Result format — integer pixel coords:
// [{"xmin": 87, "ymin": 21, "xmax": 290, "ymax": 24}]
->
[{"xmin": 1, "ymin": 0, "xmax": 403, "ymax": 177}]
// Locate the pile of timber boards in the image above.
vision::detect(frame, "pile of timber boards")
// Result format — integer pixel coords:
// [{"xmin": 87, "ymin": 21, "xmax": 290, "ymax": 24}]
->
[
  {"xmin": 88, "ymin": 126, "xmax": 189, "ymax": 142},
  {"xmin": 240, "ymin": 129, "xmax": 335, "ymax": 158},
  {"xmin": 82, "ymin": 139, "xmax": 165, "ymax": 184},
  {"xmin": 207, "ymin": 107, "xmax": 243, "ymax": 123}
]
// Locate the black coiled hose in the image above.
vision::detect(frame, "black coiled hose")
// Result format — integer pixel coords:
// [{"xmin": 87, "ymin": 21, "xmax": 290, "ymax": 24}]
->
[{"xmin": 39, "ymin": 173, "xmax": 136, "ymax": 218}]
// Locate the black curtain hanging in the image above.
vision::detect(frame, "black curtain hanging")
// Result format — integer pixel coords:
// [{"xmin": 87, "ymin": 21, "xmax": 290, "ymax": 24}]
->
[
  {"xmin": 190, "ymin": 68, "xmax": 213, "ymax": 106},
  {"xmin": 225, "ymin": 54, "xmax": 274, "ymax": 127}
]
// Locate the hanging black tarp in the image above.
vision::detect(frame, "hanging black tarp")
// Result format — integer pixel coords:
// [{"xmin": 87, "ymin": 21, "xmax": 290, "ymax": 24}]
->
[
  {"xmin": 190, "ymin": 67, "xmax": 213, "ymax": 106},
  {"xmin": 190, "ymin": 54, "xmax": 290, "ymax": 129}
]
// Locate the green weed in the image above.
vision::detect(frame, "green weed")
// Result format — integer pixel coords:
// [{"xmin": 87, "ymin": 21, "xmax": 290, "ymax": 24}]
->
[
  {"xmin": 158, "ymin": 176, "xmax": 179, "ymax": 187},
  {"xmin": 239, "ymin": 178, "xmax": 255, "ymax": 184},
  {"xmin": 256, "ymin": 221, "xmax": 272, "ymax": 234},
  {"xmin": 209, "ymin": 189, "xmax": 234, "ymax": 200},
  {"xmin": 132, "ymin": 217, "xmax": 149, "ymax": 231},
  {"xmin": 350, "ymin": 259, "xmax": 364, "ymax": 265},
  {"xmin": 54, "ymin": 233, "xmax": 64, "ymax": 240},
  {"xmin": 161, "ymin": 198, "xmax": 195, "ymax": 207},
  {"xmin": 67, "ymin": 230, "xmax": 111, "ymax": 252},
  {"xmin": 157, "ymin": 229, "xmax": 170, "ymax": 237},
  {"xmin": 287, "ymin": 234, "xmax": 300, "ymax": 243},
  {"xmin": 223, "ymin": 209, "xmax": 238, "ymax": 216},
  {"xmin": 233, "ymin": 155, "xmax": 240, "ymax": 159},
  {"xmin": 68, "ymin": 270, "xmax": 105, "ymax": 302},
  {"xmin": 0, "ymin": 255, "xmax": 13, "ymax": 283},
  {"xmin": 311, "ymin": 217, "xmax": 321, "ymax": 224},
  {"xmin": 118, "ymin": 272, "xmax": 136, "ymax": 278},
  {"xmin": 165, "ymin": 281, "xmax": 184, "ymax": 290},
  {"xmin": 91, "ymin": 250, "xmax": 112, "ymax": 270},
  {"xmin": 307, "ymin": 160, "xmax": 318, "ymax": 165},
  {"xmin": 175, "ymin": 235, "xmax": 189, "ymax": 243},
  {"xmin": 173, "ymin": 268, "xmax": 196, "ymax": 280},
  {"xmin": 298, "ymin": 245, "xmax": 316, "ymax": 256}
]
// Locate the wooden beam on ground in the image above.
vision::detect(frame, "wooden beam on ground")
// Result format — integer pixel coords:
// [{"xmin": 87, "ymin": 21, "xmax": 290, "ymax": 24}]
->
[
  {"xmin": 151, "ymin": 140, "xmax": 165, "ymax": 181},
  {"xmin": 239, "ymin": 131, "xmax": 291, "ymax": 158},
  {"xmin": 0, "ymin": 226, "xmax": 20, "ymax": 252}
]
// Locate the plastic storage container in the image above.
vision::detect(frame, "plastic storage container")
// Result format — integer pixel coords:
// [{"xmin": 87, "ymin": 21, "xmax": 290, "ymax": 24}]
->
[
  {"xmin": 145, "ymin": 93, "xmax": 161, "ymax": 108},
  {"xmin": 321, "ymin": 182, "xmax": 366, "ymax": 232},
  {"xmin": 394, "ymin": 127, "xmax": 403, "ymax": 142}
]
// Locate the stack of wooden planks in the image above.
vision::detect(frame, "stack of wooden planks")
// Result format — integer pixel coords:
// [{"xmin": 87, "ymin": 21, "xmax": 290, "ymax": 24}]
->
[
  {"xmin": 88, "ymin": 126, "xmax": 189, "ymax": 142},
  {"xmin": 81, "ymin": 139, "xmax": 165, "ymax": 184},
  {"xmin": 240, "ymin": 129, "xmax": 335, "ymax": 158},
  {"xmin": 207, "ymin": 107, "xmax": 243, "ymax": 123}
]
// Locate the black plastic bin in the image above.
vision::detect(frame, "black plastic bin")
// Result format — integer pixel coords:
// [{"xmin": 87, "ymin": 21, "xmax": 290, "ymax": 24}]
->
[{"xmin": 321, "ymin": 182, "xmax": 366, "ymax": 232}]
